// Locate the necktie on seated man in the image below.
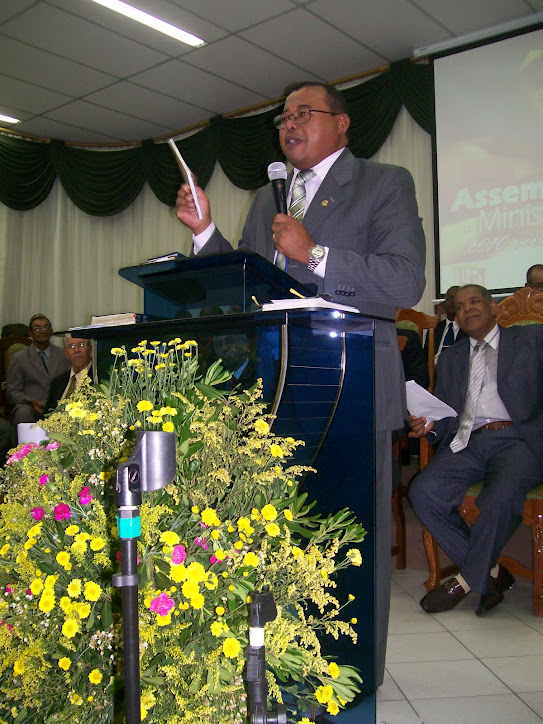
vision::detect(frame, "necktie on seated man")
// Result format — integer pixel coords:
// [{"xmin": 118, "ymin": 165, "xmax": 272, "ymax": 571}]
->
[
  {"xmin": 39, "ymin": 351, "xmax": 48, "ymax": 373},
  {"xmin": 450, "ymin": 341, "xmax": 487, "ymax": 453},
  {"xmin": 442, "ymin": 321, "xmax": 455, "ymax": 348},
  {"xmin": 275, "ymin": 169, "xmax": 315, "ymax": 271}
]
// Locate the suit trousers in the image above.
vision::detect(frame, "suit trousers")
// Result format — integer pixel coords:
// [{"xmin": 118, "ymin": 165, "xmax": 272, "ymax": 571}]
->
[{"xmin": 409, "ymin": 426, "xmax": 540, "ymax": 594}]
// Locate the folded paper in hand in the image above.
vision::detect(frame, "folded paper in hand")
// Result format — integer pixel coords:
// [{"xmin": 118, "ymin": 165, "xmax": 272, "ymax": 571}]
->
[{"xmin": 405, "ymin": 380, "xmax": 457, "ymax": 422}]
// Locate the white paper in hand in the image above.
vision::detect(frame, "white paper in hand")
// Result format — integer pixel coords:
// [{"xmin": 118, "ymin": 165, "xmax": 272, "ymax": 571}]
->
[
  {"xmin": 167, "ymin": 139, "xmax": 203, "ymax": 220},
  {"xmin": 405, "ymin": 380, "xmax": 457, "ymax": 422}
]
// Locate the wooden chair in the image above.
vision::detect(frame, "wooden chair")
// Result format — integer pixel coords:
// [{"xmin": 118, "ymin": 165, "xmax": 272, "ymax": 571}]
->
[
  {"xmin": 391, "ymin": 312, "xmax": 440, "ymax": 569},
  {"xmin": 422, "ymin": 286, "xmax": 543, "ymax": 616},
  {"xmin": 0, "ymin": 334, "xmax": 31, "ymax": 412},
  {"xmin": 396, "ymin": 308, "xmax": 440, "ymax": 392}
]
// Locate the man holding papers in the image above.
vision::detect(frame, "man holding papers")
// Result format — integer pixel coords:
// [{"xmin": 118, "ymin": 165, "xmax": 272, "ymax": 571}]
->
[
  {"xmin": 176, "ymin": 80, "xmax": 426, "ymax": 688},
  {"xmin": 409, "ymin": 284, "xmax": 543, "ymax": 615}
]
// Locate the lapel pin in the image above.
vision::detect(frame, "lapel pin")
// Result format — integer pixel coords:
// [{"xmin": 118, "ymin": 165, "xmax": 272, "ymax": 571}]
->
[{"xmin": 321, "ymin": 200, "xmax": 329, "ymax": 207}]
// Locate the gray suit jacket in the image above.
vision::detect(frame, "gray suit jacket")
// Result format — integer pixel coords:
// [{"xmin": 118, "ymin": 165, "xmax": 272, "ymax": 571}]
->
[
  {"xmin": 7, "ymin": 343, "xmax": 71, "ymax": 407},
  {"xmin": 199, "ymin": 148, "xmax": 426, "ymax": 430},
  {"xmin": 433, "ymin": 324, "xmax": 543, "ymax": 464}
]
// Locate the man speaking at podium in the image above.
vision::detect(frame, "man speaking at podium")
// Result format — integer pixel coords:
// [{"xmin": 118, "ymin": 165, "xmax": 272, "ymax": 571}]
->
[{"xmin": 176, "ymin": 80, "xmax": 426, "ymax": 688}]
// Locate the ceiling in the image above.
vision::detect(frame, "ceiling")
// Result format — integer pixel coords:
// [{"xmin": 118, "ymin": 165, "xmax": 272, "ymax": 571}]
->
[{"xmin": 1, "ymin": 0, "xmax": 542, "ymax": 145}]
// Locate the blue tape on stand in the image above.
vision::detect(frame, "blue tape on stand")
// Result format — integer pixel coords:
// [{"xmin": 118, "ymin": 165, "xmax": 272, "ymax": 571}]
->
[{"xmin": 117, "ymin": 516, "xmax": 141, "ymax": 539}]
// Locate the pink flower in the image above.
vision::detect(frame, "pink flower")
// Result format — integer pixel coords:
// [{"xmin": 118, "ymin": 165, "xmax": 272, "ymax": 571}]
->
[
  {"xmin": 0, "ymin": 621, "xmax": 13, "ymax": 631},
  {"xmin": 194, "ymin": 536, "xmax": 209, "ymax": 551},
  {"xmin": 46, "ymin": 441, "xmax": 61, "ymax": 451},
  {"xmin": 7, "ymin": 443, "xmax": 39, "ymax": 465},
  {"xmin": 54, "ymin": 503, "xmax": 71, "ymax": 521},
  {"xmin": 172, "ymin": 545, "xmax": 187, "ymax": 565},
  {"xmin": 5, "ymin": 586, "xmax": 12, "ymax": 595},
  {"xmin": 78, "ymin": 486, "xmax": 93, "ymax": 505},
  {"xmin": 149, "ymin": 592, "xmax": 175, "ymax": 616},
  {"xmin": 31, "ymin": 507, "xmax": 45, "ymax": 521},
  {"xmin": 39, "ymin": 474, "xmax": 49, "ymax": 487},
  {"xmin": 26, "ymin": 588, "xmax": 32, "ymax": 597}
]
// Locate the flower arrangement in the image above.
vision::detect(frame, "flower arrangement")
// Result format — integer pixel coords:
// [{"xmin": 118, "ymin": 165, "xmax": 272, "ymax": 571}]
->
[{"xmin": 0, "ymin": 338, "xmax": 366, "ymax": 724}]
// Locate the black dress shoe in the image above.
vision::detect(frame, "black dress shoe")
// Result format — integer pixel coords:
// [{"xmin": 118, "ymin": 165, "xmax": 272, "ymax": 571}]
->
[
  {"xmin": 420, "ymin": 577, "xmax": 468, "ymax": 613},
  {"xmin": 476, "ymin": 564, "xmax": 515, "ymax": 616}
]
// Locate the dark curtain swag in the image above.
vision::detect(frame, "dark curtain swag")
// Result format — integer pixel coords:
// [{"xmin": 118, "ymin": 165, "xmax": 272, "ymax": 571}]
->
[{"xmin": 0, "ymin": 61, "xmax": 433, "ymax": 217}]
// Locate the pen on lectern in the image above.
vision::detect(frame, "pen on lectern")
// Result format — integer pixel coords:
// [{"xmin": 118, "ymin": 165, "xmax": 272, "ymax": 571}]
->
[
  {"xmin": 167, "ymin": 139, "xmax": 203, "ymax": 220},
  {"xmin": 289, "ymin": 288, "xmax": 306, "ymax": 299}
]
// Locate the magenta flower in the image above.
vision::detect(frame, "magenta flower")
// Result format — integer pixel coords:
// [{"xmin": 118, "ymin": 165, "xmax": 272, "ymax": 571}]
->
[
  {"xmin": 5, "ymin": 586, "xmax": 12, "ymax": 594},
  {"xmin": 54, "ymin": 503, "xmax": 71, "ymax": 521},
  {"xmin": 46, "ymin": 441, "xmax": 61, "ymax": 451},
  {"xmin": 79, "ymin": 486, "xmax": 93, "ymax": 505},
  {"xmin": 39, "ymin": 474, "xmax": 49, "ymax": 487},
  {"xmin": 171, "ymin": 544, "xmax": 187, "ymax": 565},
  {"xmin": 0, "ymin": 621, "xmax": 13, "ymax": 631},
  {"xmin": 31, "ymin": 507, "xmax": 45, "ymax": 521},
  {"xmin": 149, "ymin": 592, "xmax": 175, "ymax": 616},
  {"xmin": 7, "ymin": 443, "xmax": 39, "ymax": 465},
  {"xmin": 26, "ymin": 588, "xmax": 32, "ymax": 597},
  {"xmin": 194, "ymin": 536, "xmax": 209, "ymax": 551},
  {"xmin": 209, "ymin": 553, "xmax": 228, "ymax": 565}
]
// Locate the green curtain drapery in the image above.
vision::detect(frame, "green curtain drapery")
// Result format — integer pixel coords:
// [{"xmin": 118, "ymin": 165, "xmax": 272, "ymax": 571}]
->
[{"xmin": 0, "ymin": 60, "xmax": 434, "ymax": 216}]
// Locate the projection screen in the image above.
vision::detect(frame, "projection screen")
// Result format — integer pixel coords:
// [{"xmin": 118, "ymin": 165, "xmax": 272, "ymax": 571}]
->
[{"xmin": 434, "ymin": 26, "xmax": 543, "ymax": 295}]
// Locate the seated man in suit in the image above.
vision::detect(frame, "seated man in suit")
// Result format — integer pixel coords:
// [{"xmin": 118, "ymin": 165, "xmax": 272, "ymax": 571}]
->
[
  {"xmin": 212, "ymin": 332, "xmax": 257, "ymax": 391},
  {"xmin": 426, "ymin": 285, "xmax": 466, "ymax": 365},
  {"xmin": 6, "ymin": 314, "xmax": 71, "ymax": 444},
  {"xmin": 45, "ymin": 336, "xmax": 93, "ymax": 412},
  {"xmin": 408, "ymin": 284, "xmax": 543, "ymax": 615},
  {"xmin": 525, "ymin": 264, "xmax": 543, "ymax": 293}
]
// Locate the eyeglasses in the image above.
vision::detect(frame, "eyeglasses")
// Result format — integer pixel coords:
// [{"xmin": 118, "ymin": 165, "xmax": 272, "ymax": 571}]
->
[
  {"xmin": 273, "ymin": 108, "xmax": 340, "ymax": 129},
  {"xmin": 31, "ymin": 324, "xmax": 52, "ymax": 332},
  {"xmin": 66, "ymin": 342, "xmax": 91, "ymax": 350}
]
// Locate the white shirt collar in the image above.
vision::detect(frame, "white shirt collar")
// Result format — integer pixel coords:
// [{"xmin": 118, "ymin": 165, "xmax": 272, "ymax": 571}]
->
[
  {"xmin": 292, "ymin": 147, "xmax": 345, "ymax": 183},
  {"xmin": 469, "ymin": 323, "xmax": 500, "ymax": 350}
]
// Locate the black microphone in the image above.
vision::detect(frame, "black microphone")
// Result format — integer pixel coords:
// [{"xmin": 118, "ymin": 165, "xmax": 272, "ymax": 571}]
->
[{"xmin": 267, "ymin": 162, "xmax": 288, "ymax": 215}]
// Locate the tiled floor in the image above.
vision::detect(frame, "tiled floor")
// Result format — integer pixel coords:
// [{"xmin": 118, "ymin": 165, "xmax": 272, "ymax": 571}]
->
[{"xmin": 377, "ymin": 568, "xmax": 543, "ymax": 723}]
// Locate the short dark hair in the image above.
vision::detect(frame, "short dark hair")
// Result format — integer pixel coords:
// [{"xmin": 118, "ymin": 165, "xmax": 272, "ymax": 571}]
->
[
  {"xmin": 28, "ymin": 313, "xmax": 51, "ymax": 329},
  {"xmin": 282, "ymin": 81, "xmax": 348, "ymax": 115},
  {"xmin": 454, "ymin": 284, "xmax": 494, "ymax": 306},
  {"xmin": 526, "ymin": 264, "xmax": 543, "ymax": 284}
]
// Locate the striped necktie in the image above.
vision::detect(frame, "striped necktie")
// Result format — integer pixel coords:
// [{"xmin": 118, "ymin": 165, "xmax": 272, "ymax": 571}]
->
[
  {"xmin": 450, "ymin": 341, "xmax": 487, "ymax": 453},
  {"xmin": 274, "ymin": 169, "xmax": 315, "ymax": 271}
]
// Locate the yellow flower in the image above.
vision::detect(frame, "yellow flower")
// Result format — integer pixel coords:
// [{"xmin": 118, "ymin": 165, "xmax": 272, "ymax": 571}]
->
[
  {"xmin": 60, "ymin": 596, "xmax": 73, "ymax": 615},
  {"xmin": 170, "ymin": 565, "xmax": 187, "ymax": 583},
  {"xmin": 29, "ymin": 578, "xmax": 44, "ymax": 595},
  {"xmin": 110, "ymin": 347, "xmax": 124, "ymax": 355},
  {"xmin": 160, "ymin": 531, "xmax": 180, "ymax": 546},
  {"xmin": 185, "ymin": 561, "xmax": 206, "ymax": 583},
  {"xmin": 243, "ymin": 552, "xmax": 259, "ymax": 567},
  {"xmin": 347, "ymin": 548, "xmax": 362, "ymax": 566},
  {"xmin": 284, "ymin": 510, "xmax": 294, "ymax": 521},
  {"xmin": 327, "ymin": 700, "xmax": 339, "ymax": 715},
  {"xmin": 24, "ymin": 538, "xmax": 37, "ymax": 550},
  {"xmin": 254, "ymin": 419, "xmax": 270, "ymax": 435},
  {"xmin": 162, "ymin": 421, "xmax": 174, "ymax": 433},
  {"xmin": 190, "ymin": 593, "xmax": 205, "ymax": 609},
  {"xmin": 90, "ymin": 537, "xmax": 105, "ymax": 551},
  {"xmin": 261, "ymin": 504, "xmax": 277, "ymax": 521},
  {"xmin": 181, "ymin": 580, "xmax": 199, "ymax": 599},
  {"xmin": 13, "ymin": 660, "xmax": 25, "ymax": 675},
  {"xmin": 58, "ymin": 657, "xmax": 71, "ymax": 671},
  {"xmin": 136, "ymin": 400, "xmax": 154, "ymax": 412},
  {"xmin": 73, "ymin": 602, "xmax": 91, "ymax": 619},
  {"xmin": 328, "ymin": 662, "xmax": 340, "ymax": 678},
  {"xmin": 215, "ymin": 606, "xmax": 225, "ymax": 616},
  {"xmin": 68, "ymin": 407, "xmax": 86, "ymax": 419},
  {"xmin": 191, "ymin": 505, "xmax": 199, "ymax": 514},
  {"xmin": 210, "ymin": 529, "xmax": 220, "ymax": 540},
  {"xmin": 270, "ymin": 444, "xmax": 283, "ymax": 458},
  {"xmin": 67, "ymin": 579, "xmax": 82, "ymax": 598},
  {"xmin": 265, "ymin": 523, "xmax": 280, "ymax": 537},
  {"xmin": 201, "ymin": 507, "xmax": 220, "ymax": 527},
  {"xmin": 65, "ymin": 525, "xmax": 79, "ymax": 536},
  {"xmin": 222, "ymin": 638, "xmax": 242, "ymax": 659},
  {"xmin": 204, "ymin": 572, "xmax": 218, "ymax": 590},
  {"xmin": 211, "ymin": 621, "xmax": 225, "ymax": 636},
  {"xmin": 0, "ymin": 543, "xmax": 9, "ymax": 556},
  {"xmin": 84, "ymin": 581, "xmax": 102, "ymax": 602},
  {"xmin": 213, "ymin": 549, "xmax": 227, "ymax": 561},
  {"xmin": 44, "ymin": 575, "xmax": 57, "ymax": 589},
  {"xmin": 56, "ymin": 551, "xmax": 71, "ymax": 567},
  {"xmin": 238, "ymin": 517, "xmax": 254, "ymax": 534},
  {"xmin": 315, "ymin": 685, "xmax": 333, "ymax": 704},
  {"xmin": 300, "ymin": 718, "xmax": 314, "ymax": 724},
  {"xmin": 348, "ymin": 594, "xmax": 355, "ymax": 601},
  {"xmin": 351, "ymin": 617, "xmax": 357, "ymax": 624},
  {"xmin": 62, "ymin": 618, "xmax": 80, "ymax": 638},
  {"xmin": 292, "ymin": 546, "xmax": 303, "ymax": 558},
  {"xmin": 27, "ymin": 524, "xmax": 42, "ymax": 538},
  {"xmin": 38, "ymin": 593, "xmax": 55, "ymax": 613},
  {"xmin": 233, "ymin": 541, "xmax": 243, "ymax": 550},
  {"xmin": 156, "ymin": 613, "xmax": 171, "ymax": 626},
  {"xmin": 160, "ymin": 407, "xmax": 177, "ymax": 416},
  {"xmin": 88, "ymin": 669, "xmax": 103, "ymax": 684},
  {"xmin": 71, "ymin": 541, "xmax": 87, "ymax": 556}
]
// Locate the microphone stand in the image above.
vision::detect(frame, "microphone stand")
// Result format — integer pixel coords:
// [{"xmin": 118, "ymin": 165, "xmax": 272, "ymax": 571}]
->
[
  {"xmin": 245, "ymin": 591, "xmax": 287, "ymax": 724},
  {"xmin": 113, "ymin": 431, "xmax": 176, "ymax": 724}
]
